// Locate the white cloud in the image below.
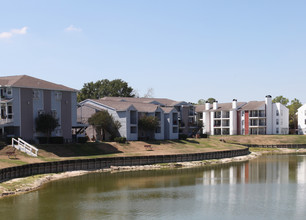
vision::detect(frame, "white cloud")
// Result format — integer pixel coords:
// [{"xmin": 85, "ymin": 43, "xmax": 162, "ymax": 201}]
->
[
  {"xmin": 65, "ymin": 25, "xmax": 82, "ymax": 32},
  {"xmin": 0, "ymin": 26, "xmax": 28, "ymax": 39}
]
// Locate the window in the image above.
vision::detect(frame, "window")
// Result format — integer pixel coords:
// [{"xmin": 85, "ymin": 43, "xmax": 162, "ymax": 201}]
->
[
  {"xmin": 130, "ymin": 126, "xmax": 137, "ymax": 134},
  {"xmin": 33, "ymin": 90, "xmax": 40, "ymax": 99},
  {"xmin": 276, "ymin": 119, "xmax": 279, "ymax": 125},
  {"xmin": 305, "ymin": 119, "xmax": 306, "ymax": 125},
  {"xmin": 276, "ymin": 110, "xmax": 279, "ymax": 116},
  {"xmin": 6, "ymin": 87, "xmax": 12, "ymax": 96},
  {"xmin": 276, "ymin": 128, "xmax": 279, "ymax": 134},
  {"xmin": 242, "ymin": 120, "xmax": 244, "ymax": 127},
  {"xmin": 51, "ymin": 110, "xmax": 57, "ymax": 119},
  {"xmin": 173, "ymin": 127, "xmax": 178, "ymax": 133},
  {"xmin": 155, "ymin": 127, "xmax": 161, "ymax": 134},
  {"xmin": 55, "ymin": 92, "xmax": 62, "ymax": 101}
]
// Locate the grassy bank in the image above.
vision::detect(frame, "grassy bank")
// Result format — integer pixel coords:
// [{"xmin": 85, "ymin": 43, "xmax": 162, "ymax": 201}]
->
[{"xmin": 0, "ymin": 138, "xmax": 244, "ymax": 169}]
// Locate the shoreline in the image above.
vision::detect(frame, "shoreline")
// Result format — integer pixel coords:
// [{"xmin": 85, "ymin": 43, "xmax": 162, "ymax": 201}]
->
[{"xmin": 0, "ymin": 148, "xmax": 305, "ymax": 199}]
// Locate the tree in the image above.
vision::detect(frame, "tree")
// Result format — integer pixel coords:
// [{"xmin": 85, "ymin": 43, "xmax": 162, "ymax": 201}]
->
[
  {"xmin": 77, "ymin": 79, "xmax": 135, "ymax": 102},
  {"xmin": 143, "ymin": 88, "xmax": 154, "ymax": 98},
  {"xmin": 197, "ymin": 99, "xmax": 205, "ymax": 105},
  {"xmin": 138, "ymin": 115, "xmax": 159, "ymax": 140},
  {"xmin": 88, "ymin": 110, "xmax": 121, "ymax": 140},
  {"xmin": 272, "ymin": 96, "xmax": 289, "ymax": 106},
  {"xmin": 288, "ymin": 98, "xmax": 302, "ymax": 130},
  {"xmin": 35, "ymin": 113, "xmax": 59, "ymax": 141},
  {"xmin": 206, "ymin": 98, "xmax": 216, "ymax": 104}
]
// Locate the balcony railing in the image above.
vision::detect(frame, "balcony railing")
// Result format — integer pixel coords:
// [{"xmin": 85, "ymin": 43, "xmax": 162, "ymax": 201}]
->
[{"xmin": 0, "ymin": 118, "xmax": 13, "ymax": 125}]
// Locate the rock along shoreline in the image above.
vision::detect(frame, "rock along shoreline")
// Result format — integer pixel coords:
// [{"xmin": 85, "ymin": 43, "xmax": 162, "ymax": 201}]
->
[{"xmin": 1, "ymin": 148, "xmax": 304, "ymax": 199}]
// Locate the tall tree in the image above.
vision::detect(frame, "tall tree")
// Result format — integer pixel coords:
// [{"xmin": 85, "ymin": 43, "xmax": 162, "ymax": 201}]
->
[
  {"xmin": 138, "ymin": 115, "xmax": 159, "ymax": 140},
  {"xmin": 88, "ymin": 110, "xmax": 121, "ymax": 140},
  {"xmin": 206, "ymin": 98, "xmax": 216, "ymax": 104},
  {"xmin": 197, "ymin": 99, "xmax": 205, "ymax": 105},
  {"xmin": 77, "ymin": 79, "xmax": 135, "ymax": 102},
  {"xmin": 288, "ymin": 98, "xmax": 302, "ymax": 130},
  {"xmin": 272, "ymin": 96, "xmax": 289, "ymax": 106}
]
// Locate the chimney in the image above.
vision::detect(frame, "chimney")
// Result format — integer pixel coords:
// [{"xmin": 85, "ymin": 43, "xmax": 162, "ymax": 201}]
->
[
  {"xmin": 205, "ymin": 101, "xmax": 210, "ymax": 110},
  {"xmin": 232, "ymin": 99, "xmax": 237, "ymax": 109},
  {"xmin": 213, "ymin": 101, "xmax": 218, "ymax": 110}
]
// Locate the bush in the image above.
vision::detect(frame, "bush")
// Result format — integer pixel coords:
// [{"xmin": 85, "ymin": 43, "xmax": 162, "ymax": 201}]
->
[
  {"xmin": 179, "ymin": 134, "xmax": 188, "ymax": 140},
  {"xmin": 77, "ymin": 136, "xmax": 88, "ymax": 143},
  {"xmin": 114, "ymin": 137, "xmax": 126, "ymax": 143},
  {"xmin": 200, "ymin": 133, "xmax": 209, "ymax": 138},
  {"xmin": 49, "ymin": 137, "xmax": 64, "ymax": 144}
]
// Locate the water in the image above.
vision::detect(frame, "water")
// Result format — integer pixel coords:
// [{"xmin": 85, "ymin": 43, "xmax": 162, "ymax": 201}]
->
[{"xmin": 1, "ymin": 154, "xmax": 306, "ymax": 220}]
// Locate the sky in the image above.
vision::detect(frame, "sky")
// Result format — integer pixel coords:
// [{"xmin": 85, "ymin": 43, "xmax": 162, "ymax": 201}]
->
[{"xmin": 1, "ymin": 0, "xmax": 306, "ymax": 104}]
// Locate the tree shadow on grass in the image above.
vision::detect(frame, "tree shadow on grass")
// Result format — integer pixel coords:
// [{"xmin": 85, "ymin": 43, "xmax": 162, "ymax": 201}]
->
[
  {"xmin": 172, "ymin": 139, "xmax": 200, "ymax": 145},
  {"xmin": 37, "ymin": 142, "xmax": 123, "ymax": 157}
]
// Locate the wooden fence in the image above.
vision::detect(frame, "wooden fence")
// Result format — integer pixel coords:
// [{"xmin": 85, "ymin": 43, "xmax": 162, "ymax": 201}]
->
[{"xmin": 0, "ymin": 148, "xmax": 249, "ymax": 182}]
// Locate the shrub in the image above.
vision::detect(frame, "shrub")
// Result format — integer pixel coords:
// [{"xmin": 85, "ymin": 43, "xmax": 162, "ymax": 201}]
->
[
  {"xmin": 200, "ymin": 133, "xmax": 209, "ymax": 138},
  {"xmin": 37, "ymin": 137, "xmax": 48, "ymax": 144},
  {"xmin": 49, "ymin": 136, "xmax": 64, "ymax": 144},
  {"xmin": 179, "ymin": 134, "xmax": 188, "ymax": 140},
  {"xmin": 77, "ymin": 136, "xmax": 88, "ymax": 143},
  {"xmin": 114, "ymin": 137, "xmax": 126, "ymax": 143}
]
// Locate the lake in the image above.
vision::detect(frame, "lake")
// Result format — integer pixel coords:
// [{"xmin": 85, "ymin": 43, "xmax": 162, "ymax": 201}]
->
[{"xmin": 0, "ymin": 154, "xmax": 306, "ymax": 220}]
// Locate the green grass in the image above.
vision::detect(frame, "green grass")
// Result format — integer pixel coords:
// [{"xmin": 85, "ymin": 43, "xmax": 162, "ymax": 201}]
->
[{"xmin": 0, "ymin": 159, "xmax": 28, "ymax": 166}]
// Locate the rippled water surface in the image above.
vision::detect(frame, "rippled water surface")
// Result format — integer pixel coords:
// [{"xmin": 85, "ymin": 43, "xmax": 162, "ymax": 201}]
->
[{"xmin": 1, "ymin": 154, "xmax": 306, "ymax": 220}]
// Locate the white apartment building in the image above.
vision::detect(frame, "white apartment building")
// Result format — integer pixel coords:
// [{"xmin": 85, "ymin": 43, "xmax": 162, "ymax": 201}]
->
[
  {"xmin": 196, "ymin": 96, "xmax": 289, "ymax": 135},
  {"xmin": 298, "ymin": 104, "xmax": 306, "ymax": 135}
]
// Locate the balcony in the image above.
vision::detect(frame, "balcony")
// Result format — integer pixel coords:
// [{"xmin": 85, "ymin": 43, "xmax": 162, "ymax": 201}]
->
[{"xmin": 0, "ymin": 118, "xmax": 13, "ymax": 125}]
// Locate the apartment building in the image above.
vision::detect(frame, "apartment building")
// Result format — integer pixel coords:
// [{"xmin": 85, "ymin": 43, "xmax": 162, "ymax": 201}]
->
[
  {"xmin": 196, "ymin": 96, "xmax": 289, "ymax": 135},
  {"xmin": 78, "ymin": 99, "xmax": 179, "ymax": 141},
  {"xmin": 298, "ymin": 104, "xmax": 306, "ymax": 135},
  {"xmin": 101, "ymin": 97, "xmax": 196, "ymax": 136},
  {"xmin": 0, "ymin": 75, "xmax": 78, "ymax": 142}
]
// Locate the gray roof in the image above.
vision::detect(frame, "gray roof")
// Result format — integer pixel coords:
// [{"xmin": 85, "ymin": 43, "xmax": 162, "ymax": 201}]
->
[
  {"xmin": 0, "ymin": 75, "xmax": 77, "ymax": 92},
  {"xmin": 101, "ymin": 97, "xmax": 189, "ymax": 107},
  {"xmin": 83, "ymin": 99, "xmax": 162, "ymax": 113},
  {"xmin": 195, "ymin": 102, "xmax": 247, "ymax": 112},
  {"xmin": 161, "ymin": 107, "xmax": 177, "ymax": 114},
  {"xmin": 241, "ymin": 101, "xmax": 265, "ymax": 110}
]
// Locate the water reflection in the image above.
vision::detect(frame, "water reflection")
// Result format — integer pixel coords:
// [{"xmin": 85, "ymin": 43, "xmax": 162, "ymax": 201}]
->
[
  {"xmin": 1, "ymin": 154, "xmax": 306, "ymax": 220},
  {"xmin": 201, "ymin": 154, "xmax": 306, "ymax": 185}
]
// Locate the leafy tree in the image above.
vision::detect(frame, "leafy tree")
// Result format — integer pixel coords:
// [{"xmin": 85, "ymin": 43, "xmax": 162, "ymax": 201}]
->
[
  {"xmin": 206, "ymin": 98, "xmax": 216, "ymax": 104},
  {"xmin": 288, "ymin": 98, "xmax": 302, "ymax": 130},
  {"xmin": 197, "ymin": 99, "xmax": 205, "ymax": 105},
  {"xmin": 35, "ymin": 113, "xmax": 59, "ymax": 141},
  {"xmin": 138, "ymin": 115, "xmax": 159, "ymax": 140},
  {"xmin": 88, "ymin": 110, "xmax": 121, "ymax": 140},
  {"xmin": 77, "ymin": 79, "xmax": 135, "ymax": 102},
  {"xmin": 272, "ymin": 96, "xmax": 289, "ymax": 106}
]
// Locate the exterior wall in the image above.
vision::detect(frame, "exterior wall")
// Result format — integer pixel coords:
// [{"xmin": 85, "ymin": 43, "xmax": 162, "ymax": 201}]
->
[
  {"xmin": 77, "ymin": 105, "xmax": 96, "ymax": 140},
  {"xmin": 210, "ymin": 111, "xmax": 214, "ymax": 135},
  {"xmin": 154, "ymin": 109, "xmax": 165, "ymax": 140},
  {"xmin": 203, "ymin": 111, "xmax": 210, "ymax": 134},
  {"xmin": 61, "ymin": 92, "xmax": 72, "ymax": 140},
  {"xmin": 43, "ymin": 90, "xmax": 51, "ymax": 113},
  {"xmin": 272, "ymin": 103, "xmax": 289, "ymax": 135},
  {"xmin": 245, "ymin": 111, "xmax": 249, "ymax": 135},
  {"xmin": 33, "ymin": 89, "xmax": 44, "ymax": 138},
  {"xmin": 265, "ymin": 96, "xmax": 273, "ymax": 134},
  {"xmin": 71, "ymin": 92, "xmax": 78, "ymax": 127},
  {"xmin": 12, "ymin": 88, "xmax": 21, "ymax": 127},
  {"xmin": 237, "ymin": 111, "xmax": 241, "ymax": 135},
  {"xmin": 20, "ymin": 88, "xmax": 34, "ymax": 140},
  {"xmin": 164, "ymin": 111, "xmax": 179, "ymax": 140},
  {"xmin": 164, "ymin": 113, "xmax": 170, "ymax": 140},
  {"xmin": 298, "ymin": 104, "xmax": 306, "ymax": 135},
  {"xmin": 230, "ymin": 110, "xmax": 237, "ymax": 135},
  {"xmin": 51, "ymin": 91, "xmax": 62, "ymax": 137}
]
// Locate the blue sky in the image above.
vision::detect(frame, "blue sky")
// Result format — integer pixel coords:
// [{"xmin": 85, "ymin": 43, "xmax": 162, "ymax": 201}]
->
[{"xmin": 1, "ymin": 0, "xmax": 306, "ymax": 104}]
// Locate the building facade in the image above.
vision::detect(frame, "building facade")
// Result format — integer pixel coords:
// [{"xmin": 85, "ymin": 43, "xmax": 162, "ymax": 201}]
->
[
  {"xmin": 298, "ymin": 104, "xmax": 306, "ymax": 135},
  {"xmin": 196, "ymin": 96, "xmax": 289, "ymax": 135},
  {"xmin": 78, "ymin": 99, "xmax": 179, "ymax": 141},
  {"xmin": 0, "ymin": 75, "xmax": 78, "ymax": 142}
]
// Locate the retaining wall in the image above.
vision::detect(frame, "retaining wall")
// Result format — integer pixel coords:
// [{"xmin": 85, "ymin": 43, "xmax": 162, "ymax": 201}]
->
[
  {"xmin": 0, "ymin": 148, "xmax": 249, "ymax": 182},
  {"xmin": 244, "ymin": 144, "xmax": 306, "ymax": 148}
]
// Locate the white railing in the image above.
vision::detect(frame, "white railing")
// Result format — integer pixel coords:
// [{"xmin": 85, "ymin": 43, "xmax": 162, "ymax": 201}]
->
[{"xmin": 12, "ymin": 138, "xmax": 38, "ymax": 157}]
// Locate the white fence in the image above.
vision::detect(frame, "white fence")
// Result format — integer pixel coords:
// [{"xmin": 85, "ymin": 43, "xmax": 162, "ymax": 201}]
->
[{"xmin": 12, "ymin": 138, "xmax": 38, "ymax": 157}]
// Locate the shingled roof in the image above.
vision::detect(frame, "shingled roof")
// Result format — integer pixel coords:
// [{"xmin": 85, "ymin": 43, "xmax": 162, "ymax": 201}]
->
[
  {"xmin": 195, "ymin": 102, "xmax": 247, "ymax": 112},
  {"xmin": 0, "ymin": 75, "xmax": 77, "ymax": 92},
  {"xmin": 101, "ymin": 97, "xmax": 188, "ymax": 107},
  {"xmin": 241, "ymin": 101, "xmax": 265, "ymax": 110}
]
